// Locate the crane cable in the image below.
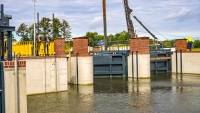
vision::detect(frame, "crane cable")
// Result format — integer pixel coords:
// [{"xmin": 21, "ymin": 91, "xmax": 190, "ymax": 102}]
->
[{"xmin": 130, "ymin": 13, "xmax": 168, "ymax": 41}]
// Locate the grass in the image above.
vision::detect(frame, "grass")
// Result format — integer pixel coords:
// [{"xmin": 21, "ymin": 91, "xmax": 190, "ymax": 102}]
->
[{"xmin": 188, "ymin": 48, "xmax": 200, "ymax": 52}]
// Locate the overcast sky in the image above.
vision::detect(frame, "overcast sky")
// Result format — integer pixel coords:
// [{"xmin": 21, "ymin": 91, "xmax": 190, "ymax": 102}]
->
[{"xmin": 1, "ymin": 0, "xmax": 200, "ymax": 40}]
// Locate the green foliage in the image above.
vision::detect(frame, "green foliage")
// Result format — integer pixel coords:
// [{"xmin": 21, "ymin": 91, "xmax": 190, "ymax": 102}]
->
[
  {"xmin": 163, "ymin": 40, "xmax": 171, "ymax": 48},
  {"xmin": 86, "ymin": 32, "xmax": 100, "ymax": 46},
  {"xmin": 40, "ymin": 17, "xmax": 51, "ymax": 35},
  {"xmin": 61, "ymin": 19, "xmax": 71, "ymax": 39},
  {"xmin": 193, "ymin": 40, "xmax": 200, "ymax": 48},
  {"xmin": 16, "ymin": 23, "xmax": 30, "ymax": 41},
  {"xmin": 86, "ymin": 31, "xmax": 129, "ymax": 46},
  {"xmin": 53, "ymin": 18, "xmax": 62, "ymax": 37},
  {"xmin": 17, "ymin": 17, "xmax": 71, "ymax": 41},
  {"xmin": 3, "ymin": 32, "xmax": 16, "ymax": 41}
]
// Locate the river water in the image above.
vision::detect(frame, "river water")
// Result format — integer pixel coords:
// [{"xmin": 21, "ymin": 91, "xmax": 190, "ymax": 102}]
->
[{"xmin": 28, "ymin": 74, "xmax": 200, "ymax": 113}]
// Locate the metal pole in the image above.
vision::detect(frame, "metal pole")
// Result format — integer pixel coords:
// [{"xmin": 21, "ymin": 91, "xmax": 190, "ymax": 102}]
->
[
  {"xmin": 76, "ymin": 52, "xmax": 78, "ymax": 85},
  {"xmin": 1, "ymin": 4, "xmax": 3, "ymax": 19},
  {"xmin": 14, "ymin": 58, "xmax": 19, "ymax": 113},
  {"xmin": 0, "ymin": 62, "xmax": 5, "ymax": 113},
  {"xmin": 1, "ymin": 32, "xmax": 4, "ymax": 61},
  {"xmin": 37, "ymin": 12, "xmax": 39, "ymax": 34},
  {"xmin": 176, "ymin": 50, "xmax": 178, "ymax": 74},
  {"xmin": 118, "ymin": 41, "xmax": 119, "ymax": 52},
  {"xmin": 52, "ymin": 13, "xmax": 55, "ymax": 39},
  {"xmin": 136, "ymin": 51, "xmax": 138, "ymax": 81},
  {"xmin": 33, "ymin": 0, "xmax": 36, "ymax": 56},
  {"xmin": 132, "ymin": 51, "xmax": 134, "ymax": 79},
  {"xmin": 7, "ymin": 31, "xmax": 12, "ymax": 61},
  {"xmin": 102, "ymin": 0, "xmax": 107, "ymax": 50},
  {"xmin": 180, "ymin": 50, "xmax": 182, "ymax": 80}
]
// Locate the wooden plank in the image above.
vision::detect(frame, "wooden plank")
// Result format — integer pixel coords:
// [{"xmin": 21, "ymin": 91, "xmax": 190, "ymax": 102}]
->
[{"xmin": 150, "ymin": 57, "xmax": 171, "ymax": 61}]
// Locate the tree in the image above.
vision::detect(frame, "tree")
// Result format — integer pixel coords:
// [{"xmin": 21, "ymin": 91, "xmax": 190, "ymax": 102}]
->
[
  {"xmin": 193, "ymin": 40, "xmax": 200, "ymax": 48},
  {"xmin": 163, "ymin": 40, "xmax": 171, "ymax": 48},
  {"xmin": 86, "ymin": 32, "xmax": 98, "ymax": 46},
  {"xmin": 17, "ymin": 17, "xmax": 72, "ymax": 41},
  {"xmin": 12, "ymin": 34, "xmax": 16, "ymax": 41},
  {"xmin": 118, "ymin": 31, "xmax": 129, "ymax": 41},
  {"xmin": 53, "ymin": 18, "xmax": 62, "ymax": 37},
  {"xmin": 40, "ymin": 17, "xmax": 51, "ymax": 36},
  {"xmin": 16, "ymin": 23, "xmax": 30, "ymax": 41},
  {"xmin": 61, "ymin": 19, "xmax": 71, "ymax": 40},
  {"xmin": 3, "ymin": 32, "xmax": 16, "ymax": 41}
]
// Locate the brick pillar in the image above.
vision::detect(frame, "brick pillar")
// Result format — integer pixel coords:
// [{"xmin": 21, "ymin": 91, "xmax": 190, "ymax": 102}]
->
[
  {"xmin": 54, "ymin": 38, "xmax": 66, "ymax": 57},
  {"xmin": 129, "ymin": 37, "xmax": 150, "ymax": 54},
  {"xmin": 72, "ymin": 37, "xmax": 89, "ymax": 56},
  {"xmin": 175, "ymin": 39, "xmax": 187, "ymax": 52}
]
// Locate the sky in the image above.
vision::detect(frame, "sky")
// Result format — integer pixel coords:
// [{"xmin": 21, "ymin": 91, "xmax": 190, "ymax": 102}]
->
[{"xmin": 0, "ymin": 0, "xmax": 200, "ymax": 41}]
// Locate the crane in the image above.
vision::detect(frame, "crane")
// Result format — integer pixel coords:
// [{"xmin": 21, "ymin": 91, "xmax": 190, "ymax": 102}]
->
[
  {"xmin": 132, "ymin": 15, "xmax": 161, "ymax": 49},
  {"xmin": 123, "ymin": 0, "xmax": 160, "ymax": 49},
  {"xmin": 123, "ymin": 0, "xmax": 137, "ymax": 38}
]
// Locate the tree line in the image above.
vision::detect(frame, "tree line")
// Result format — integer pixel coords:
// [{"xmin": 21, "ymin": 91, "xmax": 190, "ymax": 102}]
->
[
  {"xmin": 86, "ymin": 31, "xmax": 175, "ymax": 48},
  {"xmin": 86, "ymin": 31, "xmax": 129, "ymax": 46},
  {"xmin": 16, "ymin": 17, "xmax": 71, "ymax": 41},
  {"xmin": 86, "ymin": 31, "xmax": 200, "ymax": 48}
]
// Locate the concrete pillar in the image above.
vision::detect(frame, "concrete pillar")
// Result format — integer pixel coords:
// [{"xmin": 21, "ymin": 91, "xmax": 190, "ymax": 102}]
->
[
  {"xmin": 69, "ymin": 37, "xmax": 93, "ymax": 85},
  {"xmin": 3, "ymin": 61, "xmax": 27, "ymax": 113},
  {"xmin": 128, "ymin": 37, "xmax": 150, "ymax": 78},
  {"xmin": 54, "ymin": 38, "xmax": 66, "ymax": 57},
  {"xmin": 175, "ymin": 39, "xmax": 187, "ymax": 52}
]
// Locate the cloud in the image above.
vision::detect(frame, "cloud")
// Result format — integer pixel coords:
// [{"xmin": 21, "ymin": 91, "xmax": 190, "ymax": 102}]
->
[
  {"xmin": 0, "ymin": 0, "xmax": 200, "ymax": 40},
  {"xmin": 165, "ymin": 8, "xmax": 191, "ymax": 20},
  {"xmin": 88, "ymin": 16, "xmax": 103, "ymax": 31}
]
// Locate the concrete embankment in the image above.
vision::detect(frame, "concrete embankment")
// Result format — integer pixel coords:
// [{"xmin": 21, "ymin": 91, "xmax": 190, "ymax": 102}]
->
[
  {"xmin": 172, "ymin": 52, "xmax": 200, "ymax": 74},
  {"xmin": 3, "ymin": 57, "xmax": 68, "ymax": 113}
]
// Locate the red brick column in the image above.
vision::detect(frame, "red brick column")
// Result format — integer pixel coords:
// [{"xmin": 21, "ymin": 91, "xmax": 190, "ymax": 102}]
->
[
  {"xmin": 130, "ymin": 37, "xmax": 150, "ymax": 54},
  {"xmin": 175, "ymin": 39, "xmax": 187, "ymax": 52},
  {"xmin": 3, "ymin": 61, "xmax": 26, "ymax": 68},
  {"xmin": 93, "ymin": 46, "xmax": 100, "ymax": 51},
  {"xmin": 54, "ymin": 38, "xmax": 66, "ymax": 57},
  {"xmin": 72, "ymin": 37, "xmax": 90, "ymax": 56}
]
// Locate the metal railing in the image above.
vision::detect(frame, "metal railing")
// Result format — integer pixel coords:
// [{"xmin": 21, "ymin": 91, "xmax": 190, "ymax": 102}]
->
[{"xmin": 89, "ymin": 40, "xmax": 130, "ymax": 52}]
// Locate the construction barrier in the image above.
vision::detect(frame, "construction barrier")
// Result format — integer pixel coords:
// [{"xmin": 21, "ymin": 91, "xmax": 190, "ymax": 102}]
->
[
  {"xmin": 12, "ymin": 41, "xmax": 33, "ymax": 56},
  {"xmin": 4, "ymin": 41, "xmax": 71, "ymax": 57},
  {"xmin": 3, "ymin": 41, "xmax": 54, "ymax": 56}
]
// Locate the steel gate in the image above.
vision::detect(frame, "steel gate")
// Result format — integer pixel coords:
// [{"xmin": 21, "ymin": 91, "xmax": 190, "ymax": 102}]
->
[
  {"xmin": 0, "ymin": 61, "xmax": 5, "ymax": 113},
  {"xmin": 150, "ymin": 49, "xmax": 173, "ymax": 74},
  {"xmin": 93, "ymin": 51, "xmax": 129, "ymax": 77}
]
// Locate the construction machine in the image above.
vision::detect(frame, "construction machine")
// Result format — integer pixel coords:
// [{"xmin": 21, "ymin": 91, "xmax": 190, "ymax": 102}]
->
[
  {"xmin": 123, "ymin": 0, "xmax": 161, "ymax": 49},
  {"xmin": 123, "ymin": 0, "xmax": 136, "ymax": 38}
]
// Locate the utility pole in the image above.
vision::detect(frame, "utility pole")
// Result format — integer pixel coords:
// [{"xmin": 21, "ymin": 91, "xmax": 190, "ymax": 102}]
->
[
  {"xmin": 102, "ymin": 0, "xmax": 108, "ymax": 50},
  {"xmin": 123, "ymin": 0, "xmax": 136, "ymax": 38},
  {"xmin": 32, "ymin": 0, "xmax": 37, "ymax": 56},
  {"xmin": 53, "ymin": 13, "xmax": 55, "ymax": 39},
  {"xmin": 37, "ymin": 12, "xmax": 39, "ymax": 35}
]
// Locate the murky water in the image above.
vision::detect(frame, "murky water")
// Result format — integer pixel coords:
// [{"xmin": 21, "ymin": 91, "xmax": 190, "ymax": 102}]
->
[{"xmin": 28, "ymin": 74, "xmax": 200, "ymax": 113}]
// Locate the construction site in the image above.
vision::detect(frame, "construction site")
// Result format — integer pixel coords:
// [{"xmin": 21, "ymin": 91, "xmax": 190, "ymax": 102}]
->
[{"xmin": 0, "ymin": 0, "xmax": 200, "ymax": 113}]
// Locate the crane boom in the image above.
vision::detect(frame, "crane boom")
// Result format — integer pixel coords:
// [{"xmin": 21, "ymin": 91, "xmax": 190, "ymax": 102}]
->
[
  {"xmin": 123, "ymin": 0, "xmax": 136, "ymax": 38},
  {"xmin": 132, "ymin": 15, "xmax": 158, "ymax": 40}
]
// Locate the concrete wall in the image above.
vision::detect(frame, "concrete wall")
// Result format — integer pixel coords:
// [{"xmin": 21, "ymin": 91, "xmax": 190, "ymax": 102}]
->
[
  {"xmin": 172, "ymin": 53, "xmax": 200, "ymax": 74},
  {"xmin": 26, "ymin": 58, "xmax": 68, "ymax": 95},
  {"xmin": 4, "ymin": 68, "xmax": 27, "ymax": 113},
  {"xmin": 68, "ymin": 56, "xmax": 93, "ymax": 85},
  {"xmin": 128, "ymin": 54, "xmax": 150, "ymax": 78}
]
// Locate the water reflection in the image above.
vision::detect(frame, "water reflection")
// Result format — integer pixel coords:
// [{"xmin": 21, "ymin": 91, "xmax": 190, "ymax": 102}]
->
[{"xmin": 28, "ymin": 74, "xmax": 200, "ymax": 113}]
